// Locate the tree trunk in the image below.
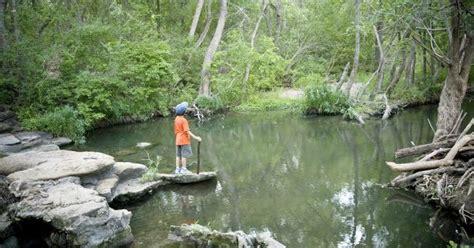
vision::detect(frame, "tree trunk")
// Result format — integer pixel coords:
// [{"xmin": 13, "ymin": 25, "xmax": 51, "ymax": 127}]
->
[
  {"xmin": 434, "ymin": 1, "xmax": 474, "ymax": 141},
  {"xmin": 404, "ymin": 39, "xmax": 416, "ymax": 85},
  {"xmin": 199, "ymin": 0, "xmax": 227, "ymax": 97},
  {"xmin": 189, "ymin": 0, "xmax": 204, "ymax": 38},
  {"xmin": 374, "ymin": 1, "xmax": 383, "ymax": 71},
  {"xmin": 273, "ymin": 0, "xmax": 283, "ymax": 44},
  {"xmin": 265, "ymin": 6, "xmax": 273, "ymax": 37},
  {"xmin": 10, "ymin": 0, "xmax": 19, "ymax": 43},
  {"xmin": 243, "ymin": 1, "xmax": 268, "ymax": 95},
  {"xmin": 336, "ymin": 62, "xmax": 350, "ymax": 90},
  {"xmin": 195, "ymin": 0, "xmax": 212, "ymax": 48},
  {"xmin": 385, "ymin": 49, "xmax": 407, "ymax": 95},
  {"xmin": 374, "ymin": 25, "xmax": 385, "ymax": 93},
  {"xmin": 0, "ymin": 0, "xmax": 6, "ymax": 52},
  {"xmin": 422, "ymin": 32, "xmax": 427, "ymax": 81},
  {"xmin": 346, "ymin": 0, "xmax": 361, "ymax": 96}
]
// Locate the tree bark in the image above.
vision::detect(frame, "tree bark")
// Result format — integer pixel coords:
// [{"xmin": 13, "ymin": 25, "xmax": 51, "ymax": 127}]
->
[
  {"xmin": 374, "ymin": 9, "xmax": 383, "ymax": 71},
  {"xmin": 346, "ymin": 0, "xmax": 361, "ymax": 96},
  {"xmin": 273, "ymin": 0, "xmax": 283, "ymax": 44},
  {"xmin": 195, "ymin": 0, "xmax": 212, "ymax": 48},
  {"xmin": 404, "ymin": 39, "xmax": 416, "ymax": 85},
  {"xmin": 374, "ymin": 25, "xmax": 385, "ymax": 93},
  {"xmin": 386, "ymin": 49, "xmax": 407, "ymax": 95},
  {"xmin": 433, "ymin": 0, "xmax": 474, "ymax": 141},
  {"xmin": 199, "ymin": 0, "xmax": 227, "ymax": 97},
  {"xmin": 243, "ymin": 1, "xmax": 268, "ymax": 94},
  {"xmin": 336, "ymin": 62, "xmax": 350, "ymax": 90},
  {"xmin": 189, "ymin": 0, "xmax": 204, "ymax": 38},
  {"xmin": 264, "ymin": 6, "xmax": 273, "ymax": 37}
]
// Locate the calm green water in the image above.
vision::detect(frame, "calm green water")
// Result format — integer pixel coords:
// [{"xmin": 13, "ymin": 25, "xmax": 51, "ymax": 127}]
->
[{"xmin": 74, "ymin": 101, "xmax": 474, "ymax": 247}]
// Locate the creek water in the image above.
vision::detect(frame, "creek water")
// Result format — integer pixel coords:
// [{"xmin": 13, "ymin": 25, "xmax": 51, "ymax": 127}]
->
[{"xmin": 74, "ymin": 101, "xmax": 473, "ymax": 247}]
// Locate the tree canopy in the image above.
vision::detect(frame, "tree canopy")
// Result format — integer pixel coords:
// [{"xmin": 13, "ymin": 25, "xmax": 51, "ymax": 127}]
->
[{"xmin": 0, "ymin": 0, "xmax": 472, "ymax": 140}]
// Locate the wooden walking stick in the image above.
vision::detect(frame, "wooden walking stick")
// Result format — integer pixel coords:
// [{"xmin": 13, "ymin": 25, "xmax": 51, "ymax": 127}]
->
[{"xmin": 197, "ymin": 141, "xmax": 201, "ymax": 174}]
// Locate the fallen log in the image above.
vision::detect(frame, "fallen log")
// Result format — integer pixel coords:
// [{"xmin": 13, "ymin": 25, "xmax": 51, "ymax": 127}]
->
[
  {"xmin": 395, "ymin": 139, "xmax": 457, "ymax": 158},
  {"xmin": 387, "ymin": 133, "xmax": 474, "ymax": 172},
  {"xmin": 391, "ymin": 166, "xmax": 465, "ymax": 186}
]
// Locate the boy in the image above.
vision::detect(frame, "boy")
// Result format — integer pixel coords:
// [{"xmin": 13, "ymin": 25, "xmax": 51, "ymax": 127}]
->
[{"xmin": 175, "ymin": 102, "xmax": 202, "ymax": 174}]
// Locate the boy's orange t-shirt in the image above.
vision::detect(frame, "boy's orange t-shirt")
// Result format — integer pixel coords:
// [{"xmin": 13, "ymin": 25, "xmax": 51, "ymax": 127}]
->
[{"xmin": 175, "ymin": 116, "xmax": 191, "ymax": 145}]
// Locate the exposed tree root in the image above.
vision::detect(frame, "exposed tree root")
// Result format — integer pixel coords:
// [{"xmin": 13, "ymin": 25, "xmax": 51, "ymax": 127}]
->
[{"xmin": 386, "ymin": 119, "xmax": 474, "ymax": 225}]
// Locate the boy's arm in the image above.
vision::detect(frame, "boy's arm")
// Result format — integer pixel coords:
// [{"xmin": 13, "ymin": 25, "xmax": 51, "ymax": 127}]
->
[{"xmin": 188, "ymin": 131, "xmax": 202, "ymax": 142}]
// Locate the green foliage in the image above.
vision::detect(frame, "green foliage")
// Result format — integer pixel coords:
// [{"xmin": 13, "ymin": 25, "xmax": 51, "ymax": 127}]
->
[
  {"xmin": 448, "ymin": 240, "xmax": 470, "ymax": 248},
  {"xmin": 31, "ymin": 38, "xmax": 178, "ymax": 130},
  {"xmin": 391, "ymin": 80, "xmax": 442, "ymax": 104},
  {"xmin": 235, "ymin": 91, "xmax": 303, "ymax": 113},
  {"xmin": 295, "ymin": 73, "xmax": 326, "ymax": 88},
  {"xmin": 212, "ymin": 30, "xmax": 287, "ymax": 106},
  {"xmin": 20, "ymin": 106, "xmax": 86, "ymax": 143},
  {"xmin": 303, "ymin": 85, "xmax": 353, "ymax": 115},
  {"xmin": 0, "ymin": 0, "xmax": 461, "ymax": 136},
  {"xmin": 195, "ymin": 95, "xmax": 224, "ymax": 111}
]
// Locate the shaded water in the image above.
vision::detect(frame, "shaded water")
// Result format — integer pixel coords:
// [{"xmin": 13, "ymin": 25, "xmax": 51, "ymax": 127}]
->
[{"xmin": 74, "ymin": 101, "xmax": 474, "ymax": 247}]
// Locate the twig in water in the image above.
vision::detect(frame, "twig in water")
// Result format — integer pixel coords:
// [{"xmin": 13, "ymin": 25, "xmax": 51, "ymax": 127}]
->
[{"xmin": 427, "ymin": 118, "xmax": 436, "ymax": 134}]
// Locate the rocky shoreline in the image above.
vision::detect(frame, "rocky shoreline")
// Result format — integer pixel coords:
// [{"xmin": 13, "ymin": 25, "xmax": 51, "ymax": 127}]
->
[{"xmin": 0, "ymin": 148, "xmax": 220, "ymax": 247}]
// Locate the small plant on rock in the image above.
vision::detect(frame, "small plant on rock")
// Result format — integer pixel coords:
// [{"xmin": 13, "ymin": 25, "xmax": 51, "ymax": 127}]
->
[{"xmin": 141, "ymin": 151, "xmax": 161, "ymax": 182}]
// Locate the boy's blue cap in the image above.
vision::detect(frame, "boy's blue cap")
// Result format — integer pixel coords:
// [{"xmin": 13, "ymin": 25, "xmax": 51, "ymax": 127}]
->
[{"xmin": 176, "ymin": 102, "xmax": 188, "ymax": 115}]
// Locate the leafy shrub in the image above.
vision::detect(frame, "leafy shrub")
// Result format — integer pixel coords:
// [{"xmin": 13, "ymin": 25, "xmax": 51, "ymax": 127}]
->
[
  {"xmin": 303, "ymin": 85, "xmax": 353, "ymax": 114},
  {"xmin": 295, "ymin": 73, "xmax": 325, "ymax": 88},
  {"xmin": 195, "ymin": 95, "xmax": 224, "ymax": 111},
  {"xmin": 234, "ymin": 91, "xmax": 303, "ymax": 112},
  {"xmin": 20, "ymin": 106, "xmax": 86, "ymax": 143},
  {"xmin": 391, "ymin": 82, "xmax": 441, "ymax": 104}
]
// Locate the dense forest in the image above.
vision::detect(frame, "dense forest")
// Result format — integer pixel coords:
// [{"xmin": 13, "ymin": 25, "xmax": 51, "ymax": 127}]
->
[{"xmin": 0, "ymin": 0, "xmax": 472, "ymax": 141}]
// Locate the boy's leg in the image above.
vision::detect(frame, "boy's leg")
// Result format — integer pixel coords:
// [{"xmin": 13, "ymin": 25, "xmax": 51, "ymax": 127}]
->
[
  {"xmin": 175, "ymin": 146, "xmax": 182, "ymax": 173},
  {"xmin": 182, "ymin": 158, "xmax": 187, "ymax": 169},
  {"xmin": 180, "ymin": 145, "xmax": 192, "ymax": 174}
]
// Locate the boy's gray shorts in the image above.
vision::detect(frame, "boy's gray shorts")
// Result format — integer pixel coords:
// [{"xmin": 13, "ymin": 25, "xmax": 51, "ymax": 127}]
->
[{"xmin": 176, "ymin": 145, "xmax": 193, "ymax": 158}]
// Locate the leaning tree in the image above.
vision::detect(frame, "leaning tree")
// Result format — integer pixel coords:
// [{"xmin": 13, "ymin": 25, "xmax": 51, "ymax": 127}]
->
[{"xmin": 412, "ymin": 0, "xmax": 473, "ymax": 140}]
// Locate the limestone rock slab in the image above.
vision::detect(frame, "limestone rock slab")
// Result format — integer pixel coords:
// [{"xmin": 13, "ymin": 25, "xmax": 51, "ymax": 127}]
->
[
  {"xmin": 4, "ymin": 150, "xmax": 115, "ymax": 180},
  {"xmin": 8, "ymin": 177, "xmax": 133, "ymax": 247},
  {"xmin": 0, "ymin": 134, "xmax": 20, "ymax": 146},
  {"xmin": 51, "ymin": 137, "xmax": 73, "ymax": 147},
  {"xmin": 157, "ymin": 172, "xmax": 217, "ymax": 184},
  {"xmin": 113, "ymin": 162, "xmax": 147, "ymax": 181},
  {"xmin": 111, "ymin": 178, "xmax": 170, "ymax": 203}
]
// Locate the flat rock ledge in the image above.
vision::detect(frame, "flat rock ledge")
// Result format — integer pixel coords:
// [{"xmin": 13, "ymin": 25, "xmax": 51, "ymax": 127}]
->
[
  {"xmin": 0, "ymin": 149, "xmax": 219, "ymax": 247},
  {"xmin": 157, "ymin": 172, "xmax": 217, "ymax": 184},
  {"xmin": 168, "ymin": 224, "xmax": 286, "ymax": 248},
  {"xmin": 0, "ymin": 131, "xmax": 72, "ymax": 156}
]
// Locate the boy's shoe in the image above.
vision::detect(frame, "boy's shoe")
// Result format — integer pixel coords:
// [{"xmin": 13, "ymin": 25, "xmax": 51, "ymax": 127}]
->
[
  {"xmin": 180, "ymin": 168, "xmax": 193, "ymax": 175},
  {"xmin": 175, "ymin": 168, "xmax": 181, "ymax": 174}
]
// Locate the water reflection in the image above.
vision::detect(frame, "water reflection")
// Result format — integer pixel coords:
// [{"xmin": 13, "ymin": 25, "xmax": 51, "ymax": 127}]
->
[{"xmin": 73, "ymin": 101, "xmax": 474, "ymax": 247}]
